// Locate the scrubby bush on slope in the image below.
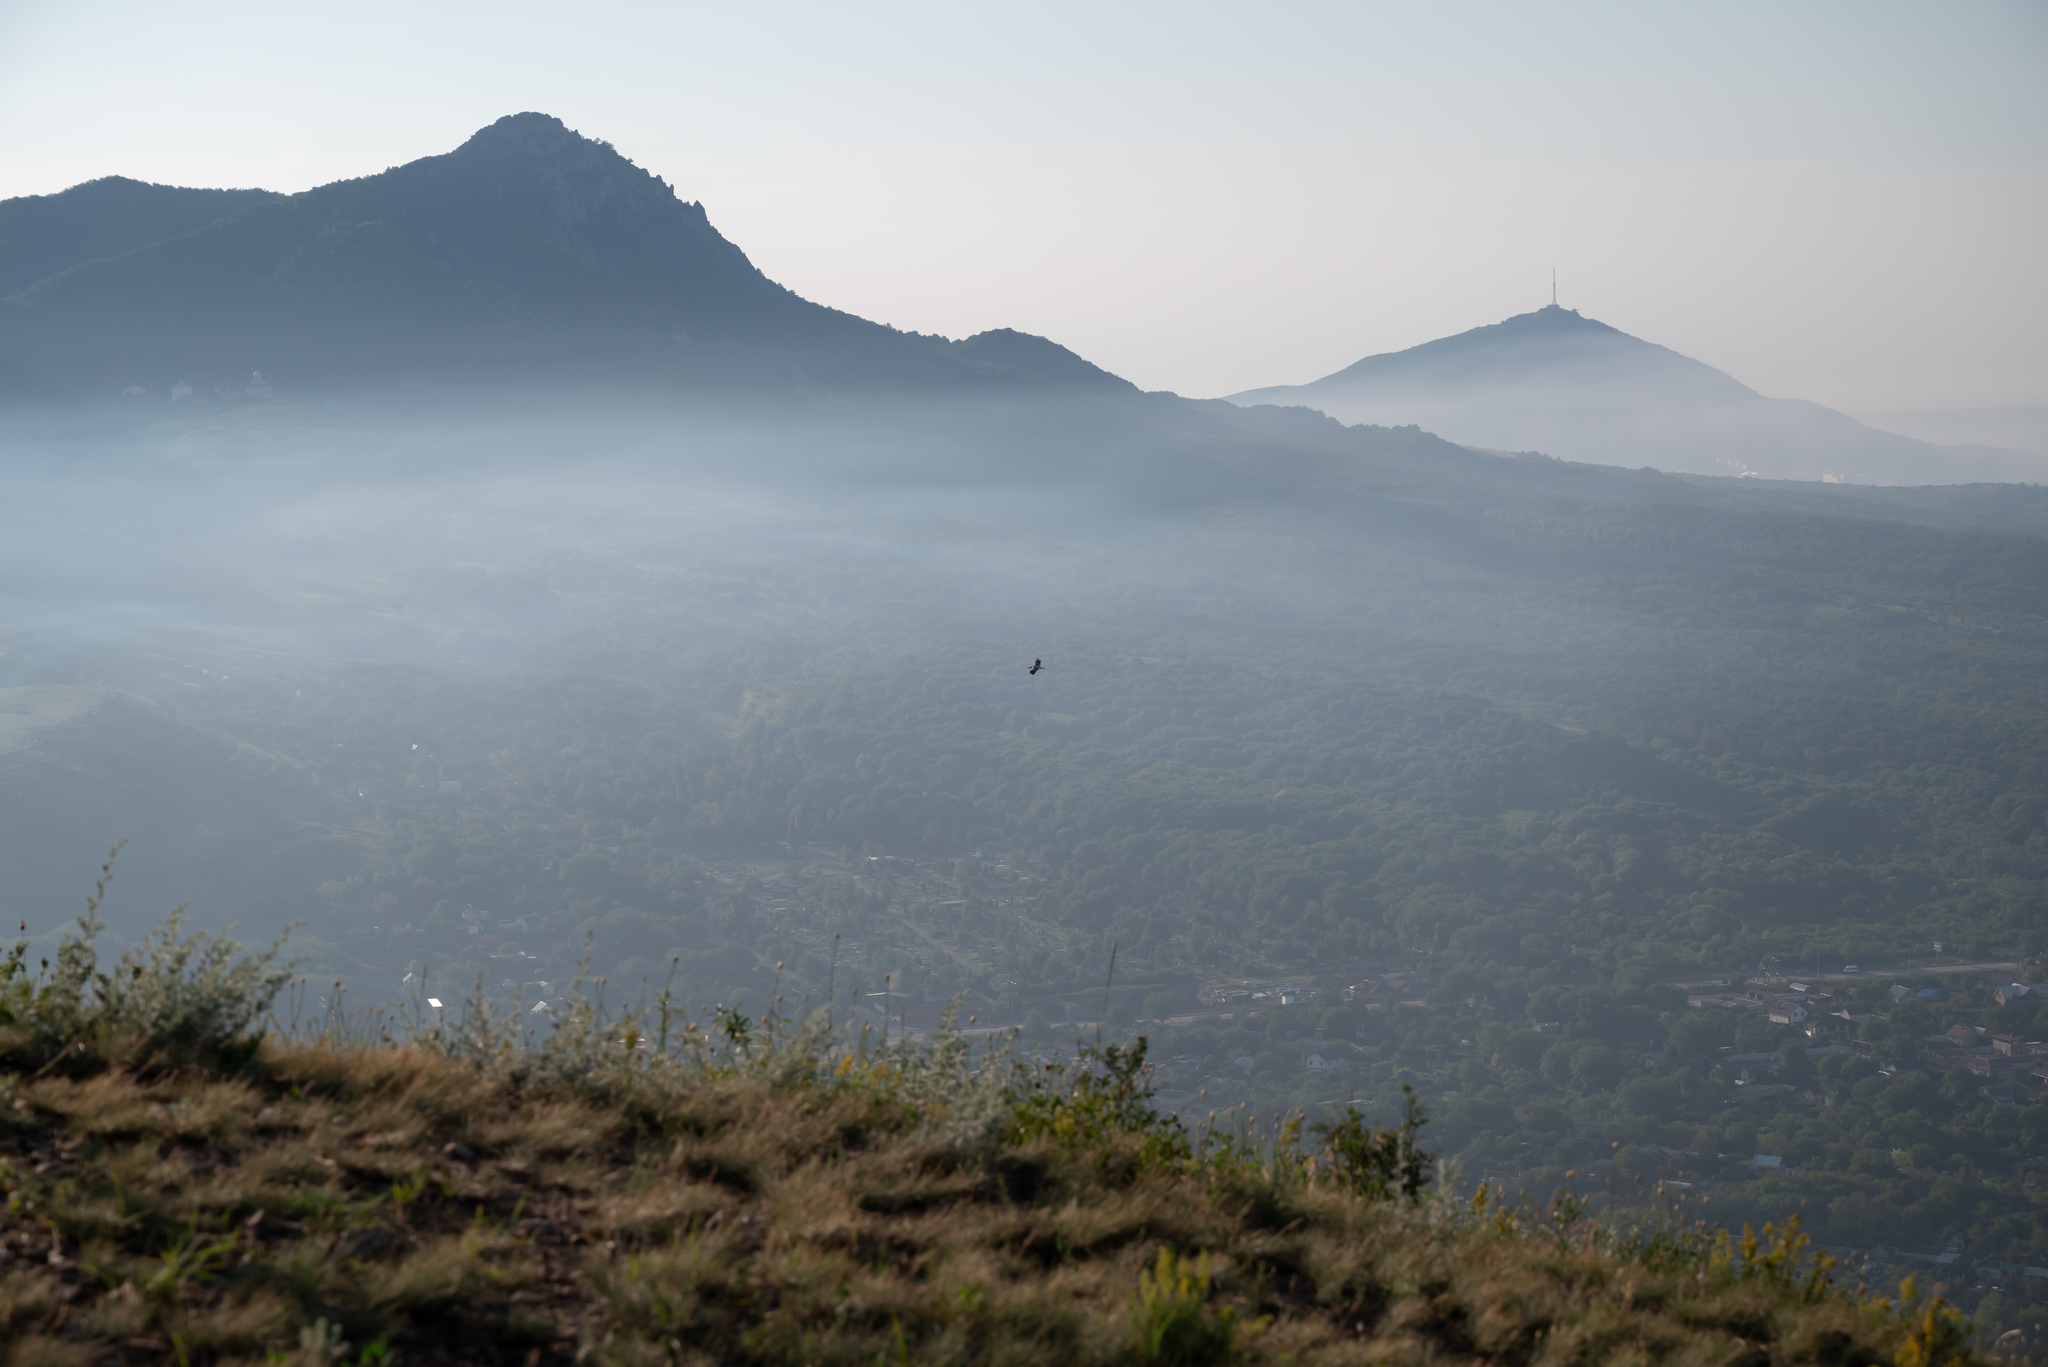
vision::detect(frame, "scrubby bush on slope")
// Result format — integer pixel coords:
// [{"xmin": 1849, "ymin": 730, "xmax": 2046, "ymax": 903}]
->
[{"xmin": 0, "ymin": 848, "xmax": 295, "ymax": 1077}]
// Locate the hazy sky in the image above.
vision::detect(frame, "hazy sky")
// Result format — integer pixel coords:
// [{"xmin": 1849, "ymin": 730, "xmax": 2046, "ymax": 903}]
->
[{"xmin": 2, "ymin": 1, "xmax": 2043, "ymax": 411}]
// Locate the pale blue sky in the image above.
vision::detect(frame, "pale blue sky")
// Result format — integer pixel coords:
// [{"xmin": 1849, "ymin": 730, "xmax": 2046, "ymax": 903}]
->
[{"xmin": 1, "ymin": 1, "xmax": 2042, "ymax": 409}]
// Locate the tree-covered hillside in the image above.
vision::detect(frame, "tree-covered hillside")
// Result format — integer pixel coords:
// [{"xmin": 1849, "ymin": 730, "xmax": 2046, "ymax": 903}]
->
[{"xmin": 2, "ymin": 394, "xmax": 2045, "ymax": 1288}]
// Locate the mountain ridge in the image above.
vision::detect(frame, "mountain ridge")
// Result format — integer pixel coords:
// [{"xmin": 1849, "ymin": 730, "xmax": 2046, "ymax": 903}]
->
[
  {"xmin": 0, "ymin": 113, "xmax": 1134, "ymax": 400},
  {"xmin": 0, "ymin": 176, "xmax": 276, "ymax": 298},
  {"xmin": 8, "ymin": 119, "xmax": 2041, "ymax": 490}
]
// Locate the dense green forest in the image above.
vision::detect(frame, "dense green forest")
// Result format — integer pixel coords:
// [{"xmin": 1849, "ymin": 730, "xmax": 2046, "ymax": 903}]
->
[{"xmin": 2, "ymin": 395, "xmax": 2046, "ymax": 1319}]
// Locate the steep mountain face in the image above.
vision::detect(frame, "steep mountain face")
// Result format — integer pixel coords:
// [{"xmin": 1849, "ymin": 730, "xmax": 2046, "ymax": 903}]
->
[
  {"xmin": 0, "ymin": 114, "xmax": 1127, "ymax": 398},
  {"xmin": 1228, "ymin": 305, "xmax": 2044, "ymax": 486}
]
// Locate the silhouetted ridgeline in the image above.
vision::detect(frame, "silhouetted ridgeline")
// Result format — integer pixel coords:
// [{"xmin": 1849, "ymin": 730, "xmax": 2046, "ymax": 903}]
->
[
  {"xmin": 6, "ymin": 108, "xmax": 2042, "ymax": 491},
  {"xmin": 0, "ymin": 114, "xmax": 1134, "ymax": 398}
]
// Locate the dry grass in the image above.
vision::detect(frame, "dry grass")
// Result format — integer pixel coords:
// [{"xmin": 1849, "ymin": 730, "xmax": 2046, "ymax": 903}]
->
[{"xmin": 0, "ymin": 1040, "xmax": 1977, "ymax": 1367}]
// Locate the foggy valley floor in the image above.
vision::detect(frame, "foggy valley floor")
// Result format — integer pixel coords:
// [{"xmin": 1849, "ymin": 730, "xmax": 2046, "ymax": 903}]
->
[{"xmin": 3, "ymin": 391, "xmax": 2047, "ymax": 1327}]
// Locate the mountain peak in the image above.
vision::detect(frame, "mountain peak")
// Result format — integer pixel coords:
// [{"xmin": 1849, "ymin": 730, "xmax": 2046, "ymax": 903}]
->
[
  {"xmin": 1224, "ymin": 305, "xmax": 2045, "ymax": 484},
  {"xmin": 1403, "ymin": 304, "xmax": 1628, "ymax": 354},
  {"xmin": 1522, "ymin": 302, "xmax": 1603, "ymax": 326},
  {"xmin": 455, "ymin": 112, "xmax": 612, "ymax": 166},
  {"xmin": 0, "ymin": 115, "xmax": 1144, "ymax": 401},
  {"xmin": 431, "ymin": 112, "xmax": 682, "ymax": 221}
]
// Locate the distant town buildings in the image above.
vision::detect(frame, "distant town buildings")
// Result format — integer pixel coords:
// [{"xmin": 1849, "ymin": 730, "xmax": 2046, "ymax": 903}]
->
[
  {"xmin": 1804, "ymin": 1016, "xmax": 1851, "ymax": 1043},
  {"xmin": 1765, "ymin": 997, "xmax": 1809, "ymax": 1027},
  {"xmin": 1673, "ymin": 969, "xmax": 2046, "ymax": 1102}
]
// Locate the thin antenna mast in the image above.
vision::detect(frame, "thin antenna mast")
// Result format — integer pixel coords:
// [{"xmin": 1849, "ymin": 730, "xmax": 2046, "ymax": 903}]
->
[{"xmin": 1551, "ymin": 268, "xmax": 1557, "ymax": 307}]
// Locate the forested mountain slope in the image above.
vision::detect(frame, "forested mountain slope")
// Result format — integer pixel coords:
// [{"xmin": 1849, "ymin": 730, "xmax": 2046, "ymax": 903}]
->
[
  {"xmin": 0, "ymin": 175, "xmax": 274, "ymax": 297},
  {"xmin": 3, "ymin": 380, "xmax": 2047, "ymax": 1298}
]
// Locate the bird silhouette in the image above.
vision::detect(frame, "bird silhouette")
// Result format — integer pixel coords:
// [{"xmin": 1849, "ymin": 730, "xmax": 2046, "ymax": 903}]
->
[{"xmin": 1028, "ymin": 659, "xmax": 1043, "ymax": 675}]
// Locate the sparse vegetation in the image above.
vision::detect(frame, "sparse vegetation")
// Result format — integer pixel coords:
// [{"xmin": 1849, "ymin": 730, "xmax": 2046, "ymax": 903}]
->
[
  {"xmin": 0, "ymin": 905, "xmax": 1996, "ymax": 1365},
  {"xmin": 0, "ymin": 845, "xmax": 297, "ymax": 1077}
]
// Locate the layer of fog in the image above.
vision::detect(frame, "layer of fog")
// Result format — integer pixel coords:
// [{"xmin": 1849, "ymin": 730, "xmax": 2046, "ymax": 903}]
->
[
  {"xmin": 4, "ymin": 394, "xmax": 1519, "ymax": 956},
  {"xmin": 1, "ymin": 390, "xmax": 1889, "ymax": 997},
  {"xmin": 1244, "ymin": 375, "xmax": 2048, "ymax": 486}
]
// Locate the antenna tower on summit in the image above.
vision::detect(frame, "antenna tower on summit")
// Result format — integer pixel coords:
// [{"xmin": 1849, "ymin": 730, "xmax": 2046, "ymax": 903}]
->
[{"xmin": 1551, "ymin": 269, "xmax": 1557, "ymax": 307}]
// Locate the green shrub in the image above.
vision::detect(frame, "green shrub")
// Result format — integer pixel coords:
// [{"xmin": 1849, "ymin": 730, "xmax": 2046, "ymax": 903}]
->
[
  {"xmin": 1130, "ymin": 1247, "xmax": 1235, "ymax": 1367},
  {"xmin": 1011, "ymin": 1036, "xmax": 1191, "ymax": 1168},
  {"xmin": 0, "ymin": 845, "xmax": 296, "ymax": 1073},
  {"xmin": 1894, "ymin": 1276, "xmax": 1973, "ymax": 1367},
  {"xmin": 1309, "ymin": 1085, "xmax": 1430, "ymax": 1202}
]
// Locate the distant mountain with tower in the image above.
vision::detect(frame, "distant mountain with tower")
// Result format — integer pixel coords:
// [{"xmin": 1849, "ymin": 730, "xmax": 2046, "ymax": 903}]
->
[{"xmin": 1226, "ymin": 303, "xmax": 2043, "ymax": 486}]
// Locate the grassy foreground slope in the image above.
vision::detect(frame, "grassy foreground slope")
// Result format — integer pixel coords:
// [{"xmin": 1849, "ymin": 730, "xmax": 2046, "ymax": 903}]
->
[{"xmin": 0, "ymin": 908, "xmax": 1995, "ymax": 1366}]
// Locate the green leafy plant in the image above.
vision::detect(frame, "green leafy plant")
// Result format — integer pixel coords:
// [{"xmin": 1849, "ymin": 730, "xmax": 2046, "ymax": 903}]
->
[
  {"xmin": 388, "ymin": 1172, "xmax": 425, "ymax": 1220},
  {"xmin": 1012, "ymin": 1035, "xmax": 1192, "ymax": 1167},
  {"xmin": 1893, "ymin": 1276, "xmax": 1972, "ymax": 1367},
  {"xmin": 1131, "ymin": 1247, "xmax": 1236, "ymax": 1367},
  {"xmin": 1308, "ymin": 1084, "xmax": 1430, "ymax": 1202},
  {"xmin": 1711, "ymin": 1216, "xmax": 1837, "ymax": 1303},
  {"xmin": 146, "ymin": 1228, "xmax": 239, "ymax": 1295}
]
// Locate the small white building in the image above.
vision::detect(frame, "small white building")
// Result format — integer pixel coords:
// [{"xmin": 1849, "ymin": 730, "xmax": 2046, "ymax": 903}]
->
[{"xmin": 1768, "ymin": 1002, "xmax": 1808, "ymax": 1027}]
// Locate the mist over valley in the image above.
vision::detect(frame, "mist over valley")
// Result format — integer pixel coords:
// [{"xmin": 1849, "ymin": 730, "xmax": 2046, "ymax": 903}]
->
[{"xmin": 5, "ymin": 112, "xmax": 2048, "ymax": 1290}]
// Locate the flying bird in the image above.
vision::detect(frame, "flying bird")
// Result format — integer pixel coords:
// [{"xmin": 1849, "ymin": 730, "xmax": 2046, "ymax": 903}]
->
[{"xmin": 1028, "ymin": 659, "xmax": 1044, "ymax": 675}]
